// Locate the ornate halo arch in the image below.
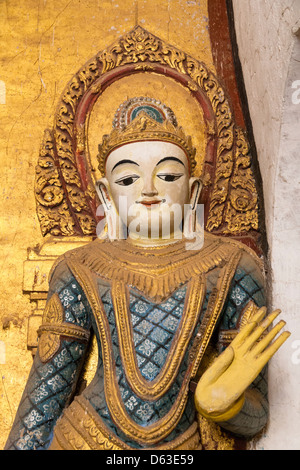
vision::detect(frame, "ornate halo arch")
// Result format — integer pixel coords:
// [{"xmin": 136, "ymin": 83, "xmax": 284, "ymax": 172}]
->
[{"xmin": 35, "ymin": 26, "xmax": 259, "ymax": 249}]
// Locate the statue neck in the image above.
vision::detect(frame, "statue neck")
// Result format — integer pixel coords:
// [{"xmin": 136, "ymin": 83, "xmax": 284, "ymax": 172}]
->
[{"xmin": 127, "ymin": 230, "xmax": 184, "ymax": 247}]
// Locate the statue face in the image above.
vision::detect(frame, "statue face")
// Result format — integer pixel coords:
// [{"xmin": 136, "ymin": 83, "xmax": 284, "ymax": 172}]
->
[{"xmin": 98, "ymin": 141, "xmax": 200, "ymax": 241}]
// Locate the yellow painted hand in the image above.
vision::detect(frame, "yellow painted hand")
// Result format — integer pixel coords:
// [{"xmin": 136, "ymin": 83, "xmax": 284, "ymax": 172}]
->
[{"xmin": 195, "ymin": 307, "xmax": 291, "ymax": 422}]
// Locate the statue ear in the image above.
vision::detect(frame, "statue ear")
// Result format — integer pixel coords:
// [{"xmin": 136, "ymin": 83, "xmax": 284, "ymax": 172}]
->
[
  {"xmin": 95, "ymin": 178, "xmax": 123, "ymax": 240},
  {"xmin": 95, "ymin": 178, "xmax": 112, "ymax": 212},
  {"xmin": 189, "ymin": 177, "xmax": 202, "ymax": 210},
  {"xmin": 184, "ymin": 178, "xmax": 202, "ymax": 240}
]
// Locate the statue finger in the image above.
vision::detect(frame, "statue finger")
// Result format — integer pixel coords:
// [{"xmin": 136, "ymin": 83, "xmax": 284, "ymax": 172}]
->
[
  {"xmin": 242, "ymin": 309, "xmax": 281, "ymax": 351},
  {"xmin": 250, "ymin": 320, "xmax": 286, "ymax": 357},
  {"xmin": 198, "ymin": 345, "xmax": 234, "ymax": 385},
  {"xmin": 255, "ymin": 330, "xmax": 291, "ymax": 369},
  {"xmin": 231, "ymin": 306, "xmax": 267, "ymax": 347}
]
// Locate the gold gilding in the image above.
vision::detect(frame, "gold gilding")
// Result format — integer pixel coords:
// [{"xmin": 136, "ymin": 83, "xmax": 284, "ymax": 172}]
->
[
  {"xmin": 49, "ymin": 395, "xmax": 201, "ymax": 450},
  {"xmin": 0, "ymin": 0, "xmax": 259, "ymax": 451},
  {"xmin": 59, "ymin": 234, "xmax": 245, "ymax": 446},
  {"xmin": 97, "ymin": 112, "xmax": 197, "ymax": 176},
  {"xmin": 37, "ymin": 292, "xmax": 90, "ymax": 363},
  {"xmin": 34, "ymin": 25, "xmax": 258, "ymax": 239}
]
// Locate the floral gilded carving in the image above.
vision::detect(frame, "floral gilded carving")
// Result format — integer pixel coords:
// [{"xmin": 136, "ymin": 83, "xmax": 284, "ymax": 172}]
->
[{"xmin": 35, "ymin": 26, "xmax": 259, "ymax": 242}]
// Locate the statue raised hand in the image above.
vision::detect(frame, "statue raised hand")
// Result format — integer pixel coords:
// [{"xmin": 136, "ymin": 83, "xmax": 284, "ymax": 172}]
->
[
  {"xmin": 195, "ymin": 307, "xmax": 290, "ymax": 422},
  {"xmin": 5, "ymin": 98, "xmax": 290, "ymax": 450}
]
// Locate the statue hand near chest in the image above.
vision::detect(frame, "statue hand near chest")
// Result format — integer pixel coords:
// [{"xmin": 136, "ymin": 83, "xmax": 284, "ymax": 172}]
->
[
  {"xmin": 195, "ymin": 306, "xmax": 290, "ymax": 422},
  {"xmin": 95, "ymin": 98, "xmax": 291, "ymax": 438}
]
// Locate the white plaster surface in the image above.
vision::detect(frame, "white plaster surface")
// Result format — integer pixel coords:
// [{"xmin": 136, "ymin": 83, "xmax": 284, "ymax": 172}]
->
[{"xmin": 232, "ymin": 0, "xmax": 300, "ymax": 450}]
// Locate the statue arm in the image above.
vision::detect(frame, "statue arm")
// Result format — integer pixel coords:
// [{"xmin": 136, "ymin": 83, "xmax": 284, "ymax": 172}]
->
[
  {"xmin": 195, "ymin": 251, "xmax": 290, "ymax": 438},
  {"xmin": 213, "ymin": 256, "xmax": 269, "ymax": 437},
  {"xmin": 4, "ymin": 260, "xmax": 92, "ymax": 450}
]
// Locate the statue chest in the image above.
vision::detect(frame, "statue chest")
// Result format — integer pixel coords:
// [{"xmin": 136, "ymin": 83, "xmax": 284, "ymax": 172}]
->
[
  {"xmin": 100, "ymin": 283, "xmax": 189, "ymax": 382},
  {"xmin": 82, "ymin": 280, "xmax": 205, "ymax": 446},
  {"xmin": 69, "ymin": 253, "xmax": 241, "ymax": 447}
]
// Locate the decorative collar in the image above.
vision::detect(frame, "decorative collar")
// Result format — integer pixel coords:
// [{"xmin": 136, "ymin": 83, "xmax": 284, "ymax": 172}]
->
[{"xmin": 65, "ymin": 232, "xmax": 242, "ymax": 302}]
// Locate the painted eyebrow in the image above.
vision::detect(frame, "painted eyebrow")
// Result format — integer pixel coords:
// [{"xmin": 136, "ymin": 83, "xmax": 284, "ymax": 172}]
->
[
  {"xmin": 156, "ymin": 156, "xmax": 185, "ymax": 167},
  {"xmin": 111, "ymin": 159, "xmax": 140, "ymax": 172}
]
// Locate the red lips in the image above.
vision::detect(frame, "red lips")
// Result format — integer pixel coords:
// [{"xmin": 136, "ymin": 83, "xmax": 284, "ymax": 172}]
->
[{"xmin": 140, "ymin": 200, "xmax": 162, "ymax": 207}]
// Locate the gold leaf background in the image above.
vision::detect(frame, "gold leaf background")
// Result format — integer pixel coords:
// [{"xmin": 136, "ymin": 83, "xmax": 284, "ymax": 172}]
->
[{"xmin": 0, "ymin": 0, "xmax": 214, "ymax": 449}]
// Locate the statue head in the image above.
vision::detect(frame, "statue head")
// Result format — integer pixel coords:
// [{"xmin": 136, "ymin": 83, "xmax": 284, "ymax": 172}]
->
[{"xmin": 96, "ymin": 97, "xmax": 202, "ymax": 244}]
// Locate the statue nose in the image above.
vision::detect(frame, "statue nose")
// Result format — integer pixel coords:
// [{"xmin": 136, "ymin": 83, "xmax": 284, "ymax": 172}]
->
[{"xmin": 141, "ymin": 178, "xmax": 158, "ymax": 197}]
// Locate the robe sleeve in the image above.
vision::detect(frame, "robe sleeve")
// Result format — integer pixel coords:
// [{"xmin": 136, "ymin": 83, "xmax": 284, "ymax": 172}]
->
[
  {"xmin": 216, "ymin": 250, "xmax": 269, "ymax": 438},
  {"xmin": 5, "ymin": 259, "xmax": 92, "ymax": 450}
]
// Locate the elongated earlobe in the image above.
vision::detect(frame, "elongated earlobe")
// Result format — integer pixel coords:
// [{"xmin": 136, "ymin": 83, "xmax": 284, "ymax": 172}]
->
[
  {"xmin": 189, "ymin": 178, "xmax": 202, "ymax": 210},
  {"xmin": 95, "ymin": 178, "xmax": 111, "ymax": 211},
  {"xmin": 184, "ymin": 178, "xmax": 202, "ymax": 239},
  {"xmin": 95, "ymin": 179, "xmax": 123, "ymax": 240}
]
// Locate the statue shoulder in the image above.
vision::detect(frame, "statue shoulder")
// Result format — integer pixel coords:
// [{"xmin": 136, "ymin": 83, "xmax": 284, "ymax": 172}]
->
[
  {"xmin": 48, "ymin": 239, "xmax": 105, "ymax": 284},
  {"xmin": 204, "ymin": 231, "xmax": 265, "ymax": 281}
]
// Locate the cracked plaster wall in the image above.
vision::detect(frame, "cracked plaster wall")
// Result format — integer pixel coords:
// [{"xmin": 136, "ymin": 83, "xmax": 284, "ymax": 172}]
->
[{"xmin": 232, "ymin": 0, "xmax": 300, "ymax": 450}]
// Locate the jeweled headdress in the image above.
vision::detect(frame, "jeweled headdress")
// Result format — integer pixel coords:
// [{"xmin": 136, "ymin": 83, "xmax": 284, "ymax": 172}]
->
[{"xmin": 97, "ymin": 97, "xmax": 197, "ymax": 175}]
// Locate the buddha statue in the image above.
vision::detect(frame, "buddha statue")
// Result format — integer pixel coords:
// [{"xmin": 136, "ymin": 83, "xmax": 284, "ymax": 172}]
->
[{"xmin": 5, "ymin": 97, "xmax": 290, "ymax": 451}]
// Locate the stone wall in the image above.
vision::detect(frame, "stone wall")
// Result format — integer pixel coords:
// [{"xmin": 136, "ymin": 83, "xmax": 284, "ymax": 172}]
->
[{"xmin": 232, "ymin": 0, "xmax": 300, "ymax": 450}]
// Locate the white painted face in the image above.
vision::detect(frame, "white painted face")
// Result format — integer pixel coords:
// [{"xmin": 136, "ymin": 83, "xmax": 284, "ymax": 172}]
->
[{"xmin": 97, "ymin": 141, "xmax": 200, "ymax": 241}]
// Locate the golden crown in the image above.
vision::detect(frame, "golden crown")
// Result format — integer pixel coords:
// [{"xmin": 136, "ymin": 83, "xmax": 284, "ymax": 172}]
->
[{"xmin": 97, "ymin": 97, "xmax": 197, "ymax": 176}]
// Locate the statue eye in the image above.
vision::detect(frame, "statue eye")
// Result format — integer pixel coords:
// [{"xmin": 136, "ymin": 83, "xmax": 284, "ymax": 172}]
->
[
  {"xmin": 115, "ymin": 175, "xmax": 140, "ymax": 186},
  {"xmin": 157, "ymin": 174, "xmax": 183, "ymax": 182}
]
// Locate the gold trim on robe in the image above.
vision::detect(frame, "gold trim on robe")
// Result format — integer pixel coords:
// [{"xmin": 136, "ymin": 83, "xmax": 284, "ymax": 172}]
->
[
  {"xmin": 63, "ymin": 245, "xmax": 242, "ymax": 446},
  {"xmin": 49, "ymin": 395, "xmax": 202, "ymax": 451},
  {"xmin": 37, "ymin": 292, "xmax": 90, "ymax": 363},
  {"xmin": 46, "ymin": 233, "xmax": 263, "ymax": 449}
]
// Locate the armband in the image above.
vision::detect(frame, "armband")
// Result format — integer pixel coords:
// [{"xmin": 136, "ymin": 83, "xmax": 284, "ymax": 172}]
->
[{"xmin": 37, "ymin": 293, "xmax": 90, "ymax": 363}]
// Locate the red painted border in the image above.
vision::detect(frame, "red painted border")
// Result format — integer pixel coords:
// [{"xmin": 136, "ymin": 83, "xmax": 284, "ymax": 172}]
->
[
  {"xmin": 74, "ymin": 63, "xmax": 218, "ymax": 220},
  {"xmin": 66, "ymin": 24, "xmax": 261, "ymax": 254},
  {"xmin": 208, "ymin": 0, "xmax": 245, "ymax": 129}
]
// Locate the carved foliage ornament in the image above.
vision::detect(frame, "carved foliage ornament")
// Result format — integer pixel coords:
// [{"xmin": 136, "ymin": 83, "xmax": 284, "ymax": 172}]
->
[
  {"xmin": 35, "ymin": 26, "xmax": 259, "ymax": 238},
  {"xmin": 97, "ymin": 110, "xmax": 197, "ymax": 176}
]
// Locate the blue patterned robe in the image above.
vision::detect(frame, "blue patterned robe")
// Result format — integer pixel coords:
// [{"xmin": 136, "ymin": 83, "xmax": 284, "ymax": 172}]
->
[{"xmin": 5, "ymin": 234, "xmax": 268, "ymax": 450}]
